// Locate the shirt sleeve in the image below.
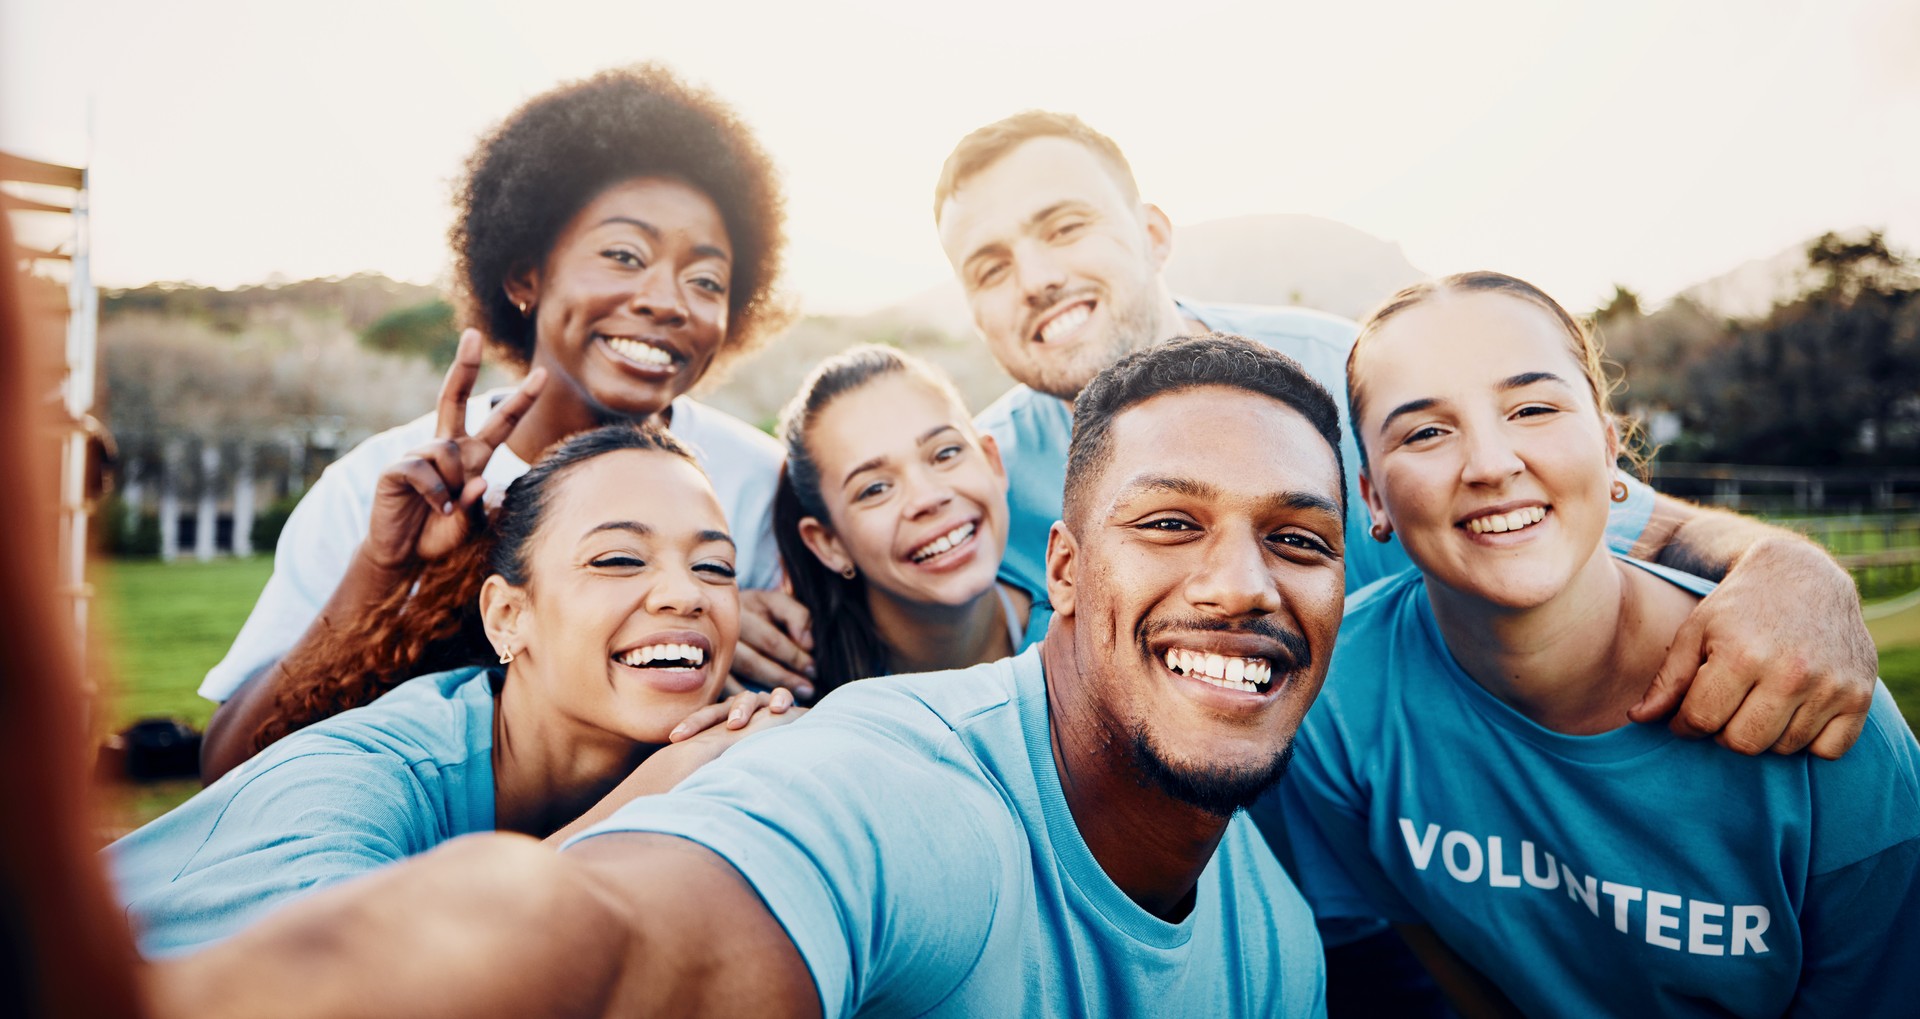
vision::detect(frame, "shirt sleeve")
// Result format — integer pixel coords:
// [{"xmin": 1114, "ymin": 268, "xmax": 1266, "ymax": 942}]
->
[
  {"xmin": 564, "ymin": 707, "xmax": 1007, "ymax": 1019},
  {"xmin": 196, "ymin": 462, "xmax": 369, "ymax": 701},
  {"xmin": 112, "ymin": 750, "xmax": 440, "ymax": 957}
]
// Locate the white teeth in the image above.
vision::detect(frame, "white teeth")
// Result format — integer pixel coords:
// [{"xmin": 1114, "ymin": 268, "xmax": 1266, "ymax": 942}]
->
[
  {"xmin": 1038, "ymin": 303, "xmax": 1091, "ymax": 343},
  {"xmin": 910, "ymin": 521, "xmax": 978, "ymax": 563},
  {"xmin": 1466, "ymin": 506, "xmax": 1546, "ymax": 535},
  {"xmin": 1164, "ymin": 648, "xmax": 1273, "ymax": 693},
  {"xmin": 604, "ymin": 336, "xmax": 674, "ymax": 367},
  {"xmin": 617, "ymin": 642, "xmax": 705, "ymax": 668}
]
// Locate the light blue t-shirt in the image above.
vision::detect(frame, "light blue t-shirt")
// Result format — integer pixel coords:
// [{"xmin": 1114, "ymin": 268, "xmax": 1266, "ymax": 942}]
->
[
  {"xmin": 975, "ymin": 299, "xmax": 1656, "ymax": 631},
  {"xmin": 567, "ymin": 644, "xmax": 1326, "ymax": 1018},
  {"xmin": 1261, "ymin": 559, "xmax": 1920, "ymax": 1017},
  {"xmin": 108, "ymin": 667, "xmax": 499, "ymax": 957}
]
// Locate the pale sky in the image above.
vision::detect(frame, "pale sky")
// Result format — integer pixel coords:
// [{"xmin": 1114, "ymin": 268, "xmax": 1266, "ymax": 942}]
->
[{"xmin": 4, "ymin": 0, "xmax": 1918, "ymax": 316}]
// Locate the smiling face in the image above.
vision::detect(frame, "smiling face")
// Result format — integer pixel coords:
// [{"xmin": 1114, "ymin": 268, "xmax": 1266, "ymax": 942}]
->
[
  {"xmin": 1352, "ymin": 291, "xmax": 1618, "ymax": 609},
  {"xmin": 937, "ymin": 137, "xmax": 1170, "ymax": 401},
  {"xmin": 797, "ymin": 373, "xmax": 1010, "ymax": 610},
  {"xmin": 510, "ymin": 177, "xmax": 732, "ymax": 421},
  {"xmin": 1048, "ymin": 385, "xmax": 1346, "ymax": 815},
  {"xmin": 494, "ymin": 448, "xmax": 740, "ymax": 744}
]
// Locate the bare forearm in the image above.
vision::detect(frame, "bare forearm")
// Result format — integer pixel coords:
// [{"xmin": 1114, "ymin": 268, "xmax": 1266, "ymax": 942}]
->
[
  {"xmin": 149, "ymin": 833, "xmax": 817, "ymax": 1019},
  {"xmin": 200, "ymin": 545, "xmax": 412, "ymax": 782},
  {"xmin": 1633, "ymin": 493, "xmax": 1844, "ymax": 584}
]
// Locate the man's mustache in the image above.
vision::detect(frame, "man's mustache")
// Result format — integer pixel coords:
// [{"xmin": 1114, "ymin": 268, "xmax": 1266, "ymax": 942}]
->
[{"xmin": 1138, "ymin": 616, "xmax": 1312, "ymax": 673}]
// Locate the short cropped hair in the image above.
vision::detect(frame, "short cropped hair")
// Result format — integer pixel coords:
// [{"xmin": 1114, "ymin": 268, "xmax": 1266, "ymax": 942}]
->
[
  {"xmin": 933, "ymin": 110, "xmax": 1140, "ymax": 222},
  {"xmin": 452, "ymin": 64, "xmax": 791, "ymax": 373},
  {"xmin": 1064, "ymin": 334, "xmax": 1346, "ymax": 527}
]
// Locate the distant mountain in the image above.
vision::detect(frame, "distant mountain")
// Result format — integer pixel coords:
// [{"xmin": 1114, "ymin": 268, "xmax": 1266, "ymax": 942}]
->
[{"xmin": 1667, "ymin": 227, "xmax": 1890, "ymax": 321}]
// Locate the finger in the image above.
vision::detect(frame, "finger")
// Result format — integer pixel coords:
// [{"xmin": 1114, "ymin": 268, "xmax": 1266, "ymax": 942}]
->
[
  {"xmin": 1629, "ymin": 611, "xmax": 1708, "ymax": 723},
  {"xmin": 760, "ymin": 589, "xmax": 816, "ymax": 652},
  {"xmin": 409, "ymin": 438, "xmax": 467, "ymax": 502},
  {"xmin": 456, "ymin": 476, "xmax": 488, "ymax": 512},
  {"xmin": 1667, "ymin": 656, "xmax": 1755, "ymax": 741},
  {"xmin": 729, "ymin": 642, "xmax": 814, "ymax": 700},
  {"xmin": 1714, "ymin": 691, "xmax": 1796, "ymax": 756},
  {"xmin": 397, "ymin": 458, "xmax": 456, "ymax": 516},
  {"xmin": 1769, "ymin": 703, "xmax": 1822, "ymax": 756},
  {"xmin": 668, "ymin": 701, "xmax": 735, "ymax": 742},
  {"xmin": 1806, "ymin": 710, "xmax": 1869, "ymax": 761},
  {"xmin": 739, "ymin": 602, "xmax": 816, "ymax": 682},
  {"xmin": 472, "ymin": 366, "xmax": 548, "ymax": 452},
  {"xmin": 435, "ymin": 330, "xmax": 485, "ymax": 438},
  {"xmin": 769, "ymin": 687, "xmax": 795, "ymax": 713},
  {"xmin": 726, "ymin": 692, "xmax": 764, "ymax": 729}
]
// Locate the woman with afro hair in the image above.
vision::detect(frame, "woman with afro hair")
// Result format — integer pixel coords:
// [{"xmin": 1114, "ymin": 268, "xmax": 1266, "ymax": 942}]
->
[{"xmin": 198, "ymin": 64, "xmax": 796, "ymax": 780}]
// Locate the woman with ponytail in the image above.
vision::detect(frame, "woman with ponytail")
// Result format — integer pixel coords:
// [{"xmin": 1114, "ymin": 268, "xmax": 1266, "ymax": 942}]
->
[
  {"xmin": 774, "ymin": 346, "xmax": 1041, "ymax": 694},
  {"xmin": 108, "ymin": 423, "xmax": 797, "ymax": 958}
]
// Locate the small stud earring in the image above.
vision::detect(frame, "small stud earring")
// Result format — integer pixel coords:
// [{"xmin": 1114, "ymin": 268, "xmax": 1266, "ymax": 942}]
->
[
  {"xmin": 1611, "ymin": 479, "xmax": 1630, "ymax": 504},
  {"xmin": 1369, "ymin": 522, "xmax": 1393, "ymax": 543},
  {"xmin": 497, "ymin": 646, "xmax": 515, "ymax": 665},
  {"xmin": 516, "ymin": 300, "xmax": 531, "ymax": 318},
  {"xmin": 840, "ymin": 564, "xmax": 857, "ymax": 580}
]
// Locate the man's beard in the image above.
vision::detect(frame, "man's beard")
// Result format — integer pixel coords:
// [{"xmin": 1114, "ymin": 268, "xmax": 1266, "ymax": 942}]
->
[
  {"xmin": 1127, "ymin": 726, "xmax": 1296, "ymax": 819},
  {"xmin": 1021, "ymin": 277, "xmax": 1166, "ymax": 401}
]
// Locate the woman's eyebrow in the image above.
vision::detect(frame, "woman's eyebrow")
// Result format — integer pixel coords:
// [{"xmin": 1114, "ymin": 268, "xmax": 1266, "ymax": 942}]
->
[
  {"xmin": 1500, "ymin": 370, "xmax": 1570, "ymax": 391},
  {"xmin": 1378, "ymin": 397, "xmax": 1439, "ymax": 437}
]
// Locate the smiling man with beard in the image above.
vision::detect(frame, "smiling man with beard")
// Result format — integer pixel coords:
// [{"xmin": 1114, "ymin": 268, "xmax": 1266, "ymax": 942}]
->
[{"xmin": 151, "ymin": 335, "xmax": 1344, "ymax": 1019}]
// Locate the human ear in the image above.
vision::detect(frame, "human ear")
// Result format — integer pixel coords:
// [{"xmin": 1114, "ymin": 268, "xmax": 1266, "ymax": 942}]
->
[
  {"xmin": 503, "ymin": 263, "xmax": 543, "ymax": 317},
  {"xmin": 1142, "ymin": 203, "xmax": 1175, "ymax": 273},
  {"xmin": 479, "ymin": 574, "xmax": 529, "ymax": 661},
  {"xmin": 1359, "ymin": 469, "xmax": 1391, "ymax": 539},
  {"xmin": 797, "ymin": 516, "xmax": 854, "ymax": 577},
  {"xmin": 978, "ymin": 432, "xmax": 1008, "ymax": 491},
  {"xmin": 1044, "ymin": 521, "xmax": 1078, "ymax": 618}
]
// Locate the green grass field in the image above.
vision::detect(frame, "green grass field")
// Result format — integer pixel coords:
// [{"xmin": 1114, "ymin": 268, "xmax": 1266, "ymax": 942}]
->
[{"xmin": 96, "ymin": 555, "xmax": 274, "ymax": 731}]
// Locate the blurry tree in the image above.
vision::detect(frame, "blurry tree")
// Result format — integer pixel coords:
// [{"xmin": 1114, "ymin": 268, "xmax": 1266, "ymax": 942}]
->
[
  {"xmin": 361, "ymin": 300, "xmax": 460, "ymax": 368},
  {"xmin": 1601, "ymin": 231, "xmax": 1920, "ymax": 467}
]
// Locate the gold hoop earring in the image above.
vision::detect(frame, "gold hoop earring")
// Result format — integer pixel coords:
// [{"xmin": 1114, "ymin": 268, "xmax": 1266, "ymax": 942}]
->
[
  {"xmin": 1611, "ymin": 479, "xmax": 1630, "ymax": 504},
  {"xmin": 840, "ymin": 564, "xmax": 857, "ymax": 580},
  {"xmin": 1369, "ymin": 522, "xmax": 1393, "ymax": 543},
  {"xmin": 497, "ymin": 647, "xmax": 515, "ymax": 665}
]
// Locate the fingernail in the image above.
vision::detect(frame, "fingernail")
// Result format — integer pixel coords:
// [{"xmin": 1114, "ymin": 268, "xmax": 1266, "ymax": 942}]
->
[
  {"xmin": 441, "ymin": 501, "xmax": 454, "ymax": 515},
  {"xmin": 669, "ymin": 725, "xmax": 686, "ymax": 739},
  {"xmin": 803, "ymin": 665, "xmax": 817, "ymax": 679},
  {"xmin": 798, "ymin": 685, "xmax": 815, "ymax": 700}
]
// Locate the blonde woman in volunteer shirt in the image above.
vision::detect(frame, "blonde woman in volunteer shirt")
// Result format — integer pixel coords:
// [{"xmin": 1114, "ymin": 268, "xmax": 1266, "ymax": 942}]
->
[
  {"xmin": 1271, "ymin": 272, "xmax": 1920, "ymax": 1017},
  {"xmin": 199, "ymin": 65, "xmax": 794, "ymax": 780}
]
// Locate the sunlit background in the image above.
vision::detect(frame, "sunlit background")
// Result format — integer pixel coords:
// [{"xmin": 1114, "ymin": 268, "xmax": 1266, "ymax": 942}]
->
[
  {"xmin": 4, "ymin": 0, "xmax": 1918, "ymax": 826},
  {"xmin": 6, "ymin": 0, "xmax": 1918, "ymax": 314}
]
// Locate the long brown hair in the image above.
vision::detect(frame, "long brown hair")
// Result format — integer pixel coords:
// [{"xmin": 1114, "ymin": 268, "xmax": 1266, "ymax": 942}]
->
[
  {"xmin": 774, "ymin": 345, "xmax": 972, "ymax": 693},
  {"xmin": 251, "ymin": 423, "xmax": 696, "ymax": 752}
]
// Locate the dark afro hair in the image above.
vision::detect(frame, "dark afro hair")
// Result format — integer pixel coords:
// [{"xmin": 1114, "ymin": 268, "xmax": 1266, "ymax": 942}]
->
[{"xmin": 451, "ymin": 63, "xmax": 792, "ymax": 375}]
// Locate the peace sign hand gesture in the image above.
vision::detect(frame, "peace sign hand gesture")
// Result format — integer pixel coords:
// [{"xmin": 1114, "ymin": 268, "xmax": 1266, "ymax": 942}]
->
[{"xmin": 363, "ymin": 330, "xmax": 548, "ymax": 570}]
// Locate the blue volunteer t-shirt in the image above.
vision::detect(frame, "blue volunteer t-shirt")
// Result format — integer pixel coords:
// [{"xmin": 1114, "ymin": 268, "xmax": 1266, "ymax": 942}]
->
[
  {"xmin": 1261, "ymin": 558, "xmax": 1920, "ymax": 1018},
  {"xmin": 975, "ymin": 299, "xmax": 1656, "ymax": 632},
  {"xmin": 566, "ymin": 644, "xmax": 1326, "ymax": 1018},
  {"xmin": 108, "ymin": 667, "xmax": 499, "ymax": 957}
]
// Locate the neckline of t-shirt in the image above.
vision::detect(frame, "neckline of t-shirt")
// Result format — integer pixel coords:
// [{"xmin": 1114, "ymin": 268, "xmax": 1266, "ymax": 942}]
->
[
  {"xmin": 1015, "ymin": 645, "xmax": 1211, "ymax": 950},
  {"xmin": 1409, "ymin": 568, "xmax": 1682, "ymax": 766}
]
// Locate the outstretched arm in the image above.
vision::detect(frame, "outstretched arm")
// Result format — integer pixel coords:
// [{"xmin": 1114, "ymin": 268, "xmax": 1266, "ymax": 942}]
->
[
  {"xmin": 147, "ymin": 832, "xmax": 818, "ymax": 1019},
  {"xmin": 1626, "ymin": 494, "xmax": 1876, "ymax": 760}
]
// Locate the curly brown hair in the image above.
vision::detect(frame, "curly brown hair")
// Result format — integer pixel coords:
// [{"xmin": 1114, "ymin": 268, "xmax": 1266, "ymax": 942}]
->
[
  {"xmin": 450, "ymin": 64, "xmax": 793, "ymax": 380},
  {"xmin": 252, "ymin": 424, "xmax": 699, "ymax": 753}
]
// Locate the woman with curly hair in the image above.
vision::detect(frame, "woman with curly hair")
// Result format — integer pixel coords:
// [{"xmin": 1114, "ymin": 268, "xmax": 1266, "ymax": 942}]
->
[
  {"xmin": 110, "ymin": 423, "xmax": 798, "ymax": 957},
  {"xmin": 198, "ymin": 65, "xmax": 795, "ymax": 779}
]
